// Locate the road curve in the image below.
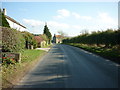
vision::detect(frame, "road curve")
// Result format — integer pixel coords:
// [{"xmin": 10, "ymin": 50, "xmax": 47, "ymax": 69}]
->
[{"xmin": 15, "ymin": 44, "xmax": 119, "ymax": 88}]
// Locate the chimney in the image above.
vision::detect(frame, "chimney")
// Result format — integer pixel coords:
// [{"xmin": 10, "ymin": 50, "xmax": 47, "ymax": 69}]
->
[
  {"xmin": 3, "ymin": 8, "xmax": 7, "ymax": 15},
  {"xmin": 45, "ymin": 22, "xmax": 47, "ymax": 26}
]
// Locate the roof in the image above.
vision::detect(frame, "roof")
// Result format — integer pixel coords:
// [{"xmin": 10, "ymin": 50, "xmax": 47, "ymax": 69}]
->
[
  {"xmin": 34, "ymin": 36, "xmax": 44, "ymax": 43},
  {"xmin": 55, "ymin": 35, "xmax": 62, "ymax": 38},
  {"xmin": 5, "ymin": 15, "xmax": 26, "ymax": 28}
]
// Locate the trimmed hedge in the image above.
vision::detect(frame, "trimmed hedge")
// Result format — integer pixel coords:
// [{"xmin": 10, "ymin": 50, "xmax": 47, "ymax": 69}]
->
[
  {"xmin": 2, "ymin": 27, "xmax": 25, "ymax": 52},
  {"xmin": 63, "ymin": 29, "xmax": 120, "ymax": 47}
]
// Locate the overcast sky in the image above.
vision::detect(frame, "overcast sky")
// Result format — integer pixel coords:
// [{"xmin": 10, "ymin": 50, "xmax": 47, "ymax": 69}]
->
[{"xmin": 2, "ymin": 2, "xmax": 118, "ymax": 36}]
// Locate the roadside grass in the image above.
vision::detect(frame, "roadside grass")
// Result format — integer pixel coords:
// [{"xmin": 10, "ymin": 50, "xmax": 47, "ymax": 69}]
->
[
  {"xmin": 67, "ymin": 43, "xmax": 120, "ymax": 64},
  {"xmin": 2, "ymin": 49, "xmax": 46, "ymax": 88},
  {"xmin": 42, "ymin": 44, "xmax": 53, "ymax": 48}
]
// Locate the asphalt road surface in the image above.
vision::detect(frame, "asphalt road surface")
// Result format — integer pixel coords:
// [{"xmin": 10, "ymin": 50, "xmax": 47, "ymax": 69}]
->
[{"xmin": 15, "ymin": 44, "xmax": 119, "ymax": 88}]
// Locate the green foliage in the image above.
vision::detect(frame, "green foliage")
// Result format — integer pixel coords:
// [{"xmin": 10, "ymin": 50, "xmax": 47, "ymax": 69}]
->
[
  {"xmin": 2, "ymin": 57, "xmax": 16, "ymax": 65},
  {"xmin": 21, "ymin": 49, "xmax": 45, "ymax": 63},
  {"xmin": 40, "ymin": 34, "xmax": 48, "ymax": 45},
  {"xmin": 0, "ymin": 9, "xmax": 10, "ymax": 27},
  {"xmin": 43, "ymin": 24, "xmax": 52, "ymax": 44},
  {"xmin": 2, "ymin": 27, "xmax": 25, "ymax": 52},
  {"xmin": 2, "ymin": 49, "xmax": 45, "ymax": 88},
  {"xmin": 63, "ymin": 29, "xmax": 120, "ymax": 47},
  {"xmin": 32, "ymin": 39, "xmax": 37, "ymax": 49},
  {"xmin": 40, "ymin": 34, "xmax": 48, "ymax": 41},
  {"xmin": 67, "ymin": 43, "xmax": 120, "ymax": 64},
  {"xmin": 21, "ymin": 31, "xmax": 37, "ymax": 49}
]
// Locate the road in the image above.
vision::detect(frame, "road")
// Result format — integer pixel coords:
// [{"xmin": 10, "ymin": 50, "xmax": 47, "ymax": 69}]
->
[{"xmin": 15, "ymin": 44, "xmax": 119, "ymax": 88}]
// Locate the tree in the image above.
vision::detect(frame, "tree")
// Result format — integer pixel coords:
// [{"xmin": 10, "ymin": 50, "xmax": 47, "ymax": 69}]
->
[
  {"xmin": 58, "ymin": 30, "xmax": 68, "ymax": 38},
  {"xmin": 81, "ymin": 29, "xmax": 89, "ymax": 35},
  {"xmin": 43, "ymin": 23, "xmax": 52, "ymax": 44},
  {"xmin": 21, "ymin": 31, "xmax": 37, "ymax": 49},
  {"xmin": 0, "ymin": 9, "xmax": 10, "ymax": 27}
]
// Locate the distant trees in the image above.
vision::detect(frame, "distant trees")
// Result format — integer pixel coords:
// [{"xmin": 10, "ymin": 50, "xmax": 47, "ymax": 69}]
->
[
  {"xmin": 43, "ymin": 23, "xmax": 52, "ymax": 44},
  {"xmin": 63, "ymin": 29, "xmax": 120, "ymax": 48},
  {"xmin": 57, "ymin": 30, "xmax": 67, "ymax": 39}
]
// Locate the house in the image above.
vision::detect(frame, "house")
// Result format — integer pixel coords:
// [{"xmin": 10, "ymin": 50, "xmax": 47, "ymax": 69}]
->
[
  {"xmin": 2, "ymin": 8, "xmax": 27, "ymax": 31},
  {"xmin": 53, "ymin": 34, "xmax": 63, "ymax": 43},
  {"xmin": 34, "ymin": 35, "xmax": 46, "ymax": 48}
]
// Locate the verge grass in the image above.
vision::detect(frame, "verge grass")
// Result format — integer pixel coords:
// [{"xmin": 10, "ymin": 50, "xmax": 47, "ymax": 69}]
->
[
  {"xmin": 67, "ymin": 43, "xmax": 120, "ymax": 64},
  {"xmin": 42, "ymin": 44, "xmax": 53, "ymax": 48},
  {"xmin": 2, "ymin": 49, "xmax": 46, "ymax": 88}
]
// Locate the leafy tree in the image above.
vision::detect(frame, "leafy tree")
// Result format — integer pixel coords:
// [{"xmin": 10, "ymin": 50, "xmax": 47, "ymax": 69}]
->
[
  {"xmin": 43, "ymin": 23, "xmax": 52, "ymax": 44},
  {"xmin": 21, "ymin": 31, "xmax": 37, "ymax": 49},
  {"xmin": 57, "ymin": 30, "xmax": 68, "ymax": 40}
]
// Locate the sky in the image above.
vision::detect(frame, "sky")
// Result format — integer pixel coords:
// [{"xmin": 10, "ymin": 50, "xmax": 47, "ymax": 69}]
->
[{"xmin": 2, "ymin": 2, "xmax": 118, "ymax": 36}]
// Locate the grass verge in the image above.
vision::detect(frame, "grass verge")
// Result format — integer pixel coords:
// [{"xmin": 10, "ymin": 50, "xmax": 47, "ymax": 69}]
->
[
  {"xmin": 2, "ymin": 49, "xmax": 46, "ymax": 88},
  {"xmin": 42, "ymin": 44, "xmax": 53, "ymax": 48},
  {"xmin": 66, "ymin": 43, "xmax": 120, "ymax": 64}
]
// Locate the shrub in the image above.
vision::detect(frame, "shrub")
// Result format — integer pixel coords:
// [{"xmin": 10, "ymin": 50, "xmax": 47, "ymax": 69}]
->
[
  {"xmin": 40, "ymin": 34, "xmax": 49, "ymax": 45},
  {"xmin": 2, "ymin": 27, "xmax": 25, "ymax": 52},
  {"xmin": 21, "ymin": 31, "xmax": 37, "ymax": 49},
  {"xmin": 2, "ymin": 57, "xmax": 16, "ymax": 65},
  {"xmin": 63, "ymin": 29, "xmax": 120, "ymax": 48}
]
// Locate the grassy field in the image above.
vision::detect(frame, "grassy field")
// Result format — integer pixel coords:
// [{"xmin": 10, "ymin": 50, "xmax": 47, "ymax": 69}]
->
[
  {"xmin": 67, "ymin": 43, "xmax": 120, "ymax": 64},
  {"xmin": 2, "ymin": 49, "xmax": 46, "ymax": 88}
]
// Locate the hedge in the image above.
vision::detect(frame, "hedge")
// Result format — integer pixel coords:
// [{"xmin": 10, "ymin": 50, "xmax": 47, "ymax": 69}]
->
[
  {"xmin": 2, "ymin": 27, "xmax": 25, "ymax": 52},
  {"xmin": 63, "ymin": 29, "xmax": 120, "ymax": 47}
]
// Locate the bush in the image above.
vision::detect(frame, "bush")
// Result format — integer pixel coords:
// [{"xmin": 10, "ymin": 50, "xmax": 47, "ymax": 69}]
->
[
  {"xmin": 63, "ymin": 29, "xmax": 120, "ymax": 48},
  {"xmin": 2, "ymin": 27, "xmax": 25, "ymax": 52},
  {"xmin": 21, "ymin": 31, "xmax": 37, "ymax": 49},
  {"xmin": 2, "ymin": 56, "xmax": 16, "ymax": 65},
  {"xmin": 40, "ymin": 34, "xmax": 49, "ymax": 45}
]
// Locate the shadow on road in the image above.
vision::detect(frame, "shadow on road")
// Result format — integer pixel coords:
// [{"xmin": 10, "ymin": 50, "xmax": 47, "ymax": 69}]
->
[{"xmin": 15, "ymin": 45, "xmax": 70, "ymax": 88}]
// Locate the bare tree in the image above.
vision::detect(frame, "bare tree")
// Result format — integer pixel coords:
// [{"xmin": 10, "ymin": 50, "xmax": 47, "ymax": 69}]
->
[
  {"xmin": 81, "ymin": 29, "xmax": 89, "ymax": 35},
  {"xmin": 57, "ymin": 30, "xmax": 68, "ymax": 38}
]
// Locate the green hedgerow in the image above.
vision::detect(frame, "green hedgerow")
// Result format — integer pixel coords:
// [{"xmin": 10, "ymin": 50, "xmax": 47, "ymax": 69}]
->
[{"xmin": 1, "ymin": 27, "xmax": 25, "ymax": 52}]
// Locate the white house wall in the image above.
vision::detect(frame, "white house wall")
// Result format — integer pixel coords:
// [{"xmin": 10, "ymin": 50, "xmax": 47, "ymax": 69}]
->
[{"xmin": 6, "ymin": 19, "xmax": 27, "ymax": 31}]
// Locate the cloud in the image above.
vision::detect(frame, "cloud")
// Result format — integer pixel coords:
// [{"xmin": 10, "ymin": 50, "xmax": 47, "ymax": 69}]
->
[
  {"xmin": 98, "ymin": 12, "xmax": 115, "ymax": 24},
  {"xmin": 22, "ymin": 18, "xmax": 71, "ymax": 35},
  {"xmin": 72, "ymin": 12, "xmax": 81, "ymax": 19},
  {"xmin": 23, "ymin": 19, "xmax": 44, "ymax": 26},
  {"xmin": 96, "ymin": 12, "xmax": 117, "ymax": 29},
  {"xmin": 54, "ymin": 9, "xmax": 92, "ymax": 20},
  {"xmin": 82, "ymin": 16, "xmax": 92, "ymax": 20},
  {"xmin": 72, "ymin": 12, "xmax": 92, "ymax": 20},
  {"xmin": 57, "ymin": 9, "xmax": 70, "ymax": 17},
  {"xmin": 48, "ymin": 21, "xmax": 70, "ymax": 29},
  {"xmin": 54, "ymin": 9, "xmax": 71, "ymax": 19},
  {"xmin": 22, "ymin": 11, "xmax": 118, "ymax": 37},
  {"xmin": 23, "ymin": 19, "xmax": 70, "ymax": 29},
  {"xmin": 72, "ymin": 25, "xmax": 81, "ymax": 29}
]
